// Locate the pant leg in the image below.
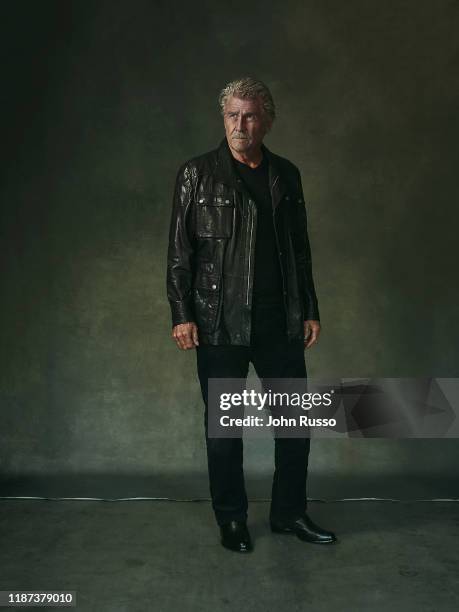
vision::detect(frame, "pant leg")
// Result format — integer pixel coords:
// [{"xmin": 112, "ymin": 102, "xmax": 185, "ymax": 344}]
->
[
  {"xmin": 249, "ymin": 301, "xmax": 311, "ymax": 522},
  {"xmin": 195, "ymin": 344, "xmax": 250, "ymax": 526}
]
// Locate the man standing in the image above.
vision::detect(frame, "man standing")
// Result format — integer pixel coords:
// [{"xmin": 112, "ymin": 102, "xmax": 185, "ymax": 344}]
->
[{"xmin": 166, "ymin": 77, "xmax": 337, "ymax": 552}]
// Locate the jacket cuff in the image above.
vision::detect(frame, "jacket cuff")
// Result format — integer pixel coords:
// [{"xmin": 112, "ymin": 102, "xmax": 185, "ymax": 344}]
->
[
  {"xmin": 169, "ymin": 299, "xmax": 195, "ymax": 327},
  {"xmin": 304, "ymin": 294, "xmax": 320, "ymax": 322}
]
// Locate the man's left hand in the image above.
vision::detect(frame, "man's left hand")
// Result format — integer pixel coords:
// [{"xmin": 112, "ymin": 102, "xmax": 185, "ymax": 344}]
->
[{"xmin": 304, "ymin": 320, "xmax": 321, "ymax": 349}]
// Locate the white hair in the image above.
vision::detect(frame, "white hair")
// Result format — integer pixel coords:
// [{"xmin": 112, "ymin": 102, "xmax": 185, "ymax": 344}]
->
[{"xmin": 218, "ymin": 77, "xmax": 276, "ymax": 124}]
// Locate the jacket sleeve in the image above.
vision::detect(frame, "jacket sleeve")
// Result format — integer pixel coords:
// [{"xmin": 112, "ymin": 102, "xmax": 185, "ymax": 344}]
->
[
  {"xmin": 292, "ymin": 168, "xmax": 320, "ymax": 322},
  {"xmin": 166, "ymin": 162, "xmax": 196, "ymax": 327}
]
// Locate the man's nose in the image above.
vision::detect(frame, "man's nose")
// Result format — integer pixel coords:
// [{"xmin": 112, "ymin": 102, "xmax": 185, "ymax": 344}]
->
[{"xmin": 236, "ymin": 115, "xmax": 244, "ymax": 131}]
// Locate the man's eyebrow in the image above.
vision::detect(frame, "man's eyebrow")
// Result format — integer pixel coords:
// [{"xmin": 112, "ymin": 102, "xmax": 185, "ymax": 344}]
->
[{"xmin": 226, "ymin": 110, "xmax": 257, "ymax": 116}]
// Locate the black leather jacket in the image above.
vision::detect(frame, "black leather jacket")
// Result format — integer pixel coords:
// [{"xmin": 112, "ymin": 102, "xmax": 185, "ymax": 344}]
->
[{"xmin": 166, "ymin": 137, "xmax": 320, "ymax": 345}]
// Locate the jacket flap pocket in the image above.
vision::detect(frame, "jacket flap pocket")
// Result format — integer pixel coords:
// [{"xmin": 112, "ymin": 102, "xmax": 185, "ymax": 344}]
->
[
  {"xmin": 193, "ymin": 272, "xmax": 220, "ymax": 291},
  {"xmin": 196, "ymin": 193, "xmax": 233, "ymax": 206}
]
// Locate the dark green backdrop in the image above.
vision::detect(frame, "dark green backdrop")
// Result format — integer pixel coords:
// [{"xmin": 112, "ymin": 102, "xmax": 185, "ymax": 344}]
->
[{"xmin": 1, "ymin": 0, "xmax": 458, "ymax": 499}]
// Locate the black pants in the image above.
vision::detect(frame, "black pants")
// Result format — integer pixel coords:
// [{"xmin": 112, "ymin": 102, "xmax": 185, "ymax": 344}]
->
[{"xmin": 196, "ymin": 300, "xmax": 310, "ymax": 526}]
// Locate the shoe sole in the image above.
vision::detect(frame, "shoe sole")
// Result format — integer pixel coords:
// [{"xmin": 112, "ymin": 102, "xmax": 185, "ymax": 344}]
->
[{"xmin": 270, "ymin": 524, "xmax": 337, "ymax": 544}]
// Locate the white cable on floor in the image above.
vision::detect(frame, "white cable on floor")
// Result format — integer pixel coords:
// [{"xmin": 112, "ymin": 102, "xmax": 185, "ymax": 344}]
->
[{"xmin": 0, "ymin": 496, "xmax": 458, "ymax": 502}]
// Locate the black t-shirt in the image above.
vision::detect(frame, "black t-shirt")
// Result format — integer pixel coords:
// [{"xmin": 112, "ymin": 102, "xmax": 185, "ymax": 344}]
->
[{"xmin": 232, "ymin": 153, "xmax": 284, "ymax": 305}]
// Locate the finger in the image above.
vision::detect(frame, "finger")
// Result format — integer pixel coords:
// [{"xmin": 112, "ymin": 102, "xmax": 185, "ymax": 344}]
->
[
  {"xmin": 305, "ymin": 328, "xmax": 318, "ymax": 349},
  {"xmin": 174, "ymin": 329, "xmax": 189, "ymax": 350},
  {"xmin": 184, "ymin": 334, "xmax": 195, "ymax": 349},
  {"xmin": 192, "ymin": 327, "xmax": 199, "ymax": 346},
  {"xmin": 182, "ymin": 329, "xmax": 195, "ymax": 350},
  {"xmin": 174, "ymin": 334, "xmax": 185, "ymax": 350},
  {"xmin": 171, "ymin": 328, "xmax": 183, "ymax": 350}
]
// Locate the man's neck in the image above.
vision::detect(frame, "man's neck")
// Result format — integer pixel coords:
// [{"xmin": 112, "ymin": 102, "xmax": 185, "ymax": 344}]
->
[{"xmin": 228, "ymin": 143, "xmax": 264, "ymax": 168}]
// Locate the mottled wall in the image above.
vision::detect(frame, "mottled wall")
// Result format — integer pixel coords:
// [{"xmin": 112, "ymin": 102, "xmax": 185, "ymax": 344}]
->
[{"xmin": 1, "ymin": 1, "xmax": 458, "ymax": 496}]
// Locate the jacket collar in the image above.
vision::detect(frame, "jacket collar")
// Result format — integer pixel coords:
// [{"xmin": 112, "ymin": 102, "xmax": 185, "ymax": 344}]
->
[{"xmin": 214, "ymin": 136, "xmax": 287, "ymax": 210}]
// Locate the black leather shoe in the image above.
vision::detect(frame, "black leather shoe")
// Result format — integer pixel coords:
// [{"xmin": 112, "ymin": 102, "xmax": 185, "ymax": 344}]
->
[
  {"xmin": 270, "ymin": 513, "xmax": 337, "ymax": 544},
  {"xmin": 220, "ymin": 520, "xmax": 253, "ymax": 553}
]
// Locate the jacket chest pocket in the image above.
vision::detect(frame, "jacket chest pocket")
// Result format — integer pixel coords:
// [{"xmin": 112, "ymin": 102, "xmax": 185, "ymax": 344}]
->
[{"xmin": 196, "ymin": 194, "xmax": 234, "ymax": 238}]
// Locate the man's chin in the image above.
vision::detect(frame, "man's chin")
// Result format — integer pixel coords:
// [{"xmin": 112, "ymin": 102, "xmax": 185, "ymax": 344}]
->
[{"xmin": 231, "ymin": 139, "xmax": 250, "ymax": 151}]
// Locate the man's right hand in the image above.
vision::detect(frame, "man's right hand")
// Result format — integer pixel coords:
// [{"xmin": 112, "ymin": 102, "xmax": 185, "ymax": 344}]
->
[{"xmin": 171, "ymin": 322, "xmax": 199, "ymax": 350}]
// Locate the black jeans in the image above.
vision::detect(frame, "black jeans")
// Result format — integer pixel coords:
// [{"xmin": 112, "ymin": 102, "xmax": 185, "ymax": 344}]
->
[{"xmin": 196, "ymin": 299, "xmax": 310, "ymax": 526}]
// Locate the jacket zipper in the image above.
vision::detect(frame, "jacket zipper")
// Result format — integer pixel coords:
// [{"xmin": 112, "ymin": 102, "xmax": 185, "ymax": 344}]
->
[
  {"xmin": 273, "ymin": 210, "xmax": 288, "ymax": 312},
  {"xmin": 246, "ymin": 207, "xmax": 254, "ymax": 306},
  {"xmin": 270, "ymin": 176, "xmax": 288, "ymax": 321}
]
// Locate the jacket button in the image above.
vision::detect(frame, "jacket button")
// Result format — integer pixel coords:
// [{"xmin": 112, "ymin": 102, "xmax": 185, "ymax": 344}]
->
[
  {"xmin": 225, "ymin": 199, "xmax": 230, "ymax": 203},
  {"xmin": 199, "ymin": 198, "xmax": 204, "ymax": 203},
  {"xmin": 285, "ymin": 195, "xmax": 290, "ymax": 200},
  {"xmin": 211, "ymin": 284, "xmax": 217, "ymax": 290},
  {"xmin": 279, "ymin": 251, "xmax": 283, "ymax": 256}
]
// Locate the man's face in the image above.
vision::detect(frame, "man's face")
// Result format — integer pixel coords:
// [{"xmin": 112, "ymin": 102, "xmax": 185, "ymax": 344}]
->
[{"xmin": 223, "ymin": 95, "xmax": 271, "ymax": 155}]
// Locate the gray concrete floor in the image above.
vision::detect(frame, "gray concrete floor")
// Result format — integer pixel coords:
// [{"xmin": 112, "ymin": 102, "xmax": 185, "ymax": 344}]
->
[{"xmin": 0, "ymin": 500, "xmax": 458, "ymax": 611}]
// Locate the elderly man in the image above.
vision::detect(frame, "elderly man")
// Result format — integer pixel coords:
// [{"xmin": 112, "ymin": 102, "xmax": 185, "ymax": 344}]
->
[{"xmin": 167, "ymin": 77, "xmax": 337, "ymax": 552}]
